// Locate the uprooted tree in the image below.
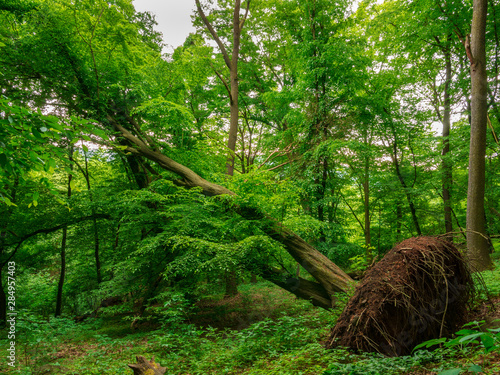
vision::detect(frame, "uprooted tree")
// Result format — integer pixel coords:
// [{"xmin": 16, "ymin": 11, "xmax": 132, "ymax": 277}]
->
[{"xmin": 327, "ymin": 236, "xmax": 475, "ymax": 356}]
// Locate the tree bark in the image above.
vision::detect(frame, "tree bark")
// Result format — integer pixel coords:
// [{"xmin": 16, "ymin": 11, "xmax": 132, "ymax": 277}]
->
[
  {"xmin": 195, "ymin": 0, "xmax": 250, "ymax": 176},
  {"xmin": 226, "ymin": 0, "xmax": 242, "ymax": 176},
  {"xmin": 391, "ymin": 142, "xmax": 422, "ymax": 236},
  {"xmin": 224, "ymin": 272, "xmax": 239, "ymax": 297},
  {"xmin": 56, "ymin": 148, "xmax": 73, "ymax": 317},
  {"xmin": 363, "ymin": 132, "xmax": 372, "ymax": 261},
  {"xmin": 466, "ymin": 0, "xmax": 494, "ymax": 270},
  {"xmin": 55, "ymin": 226, "xmax": 67, "ymax": 317},
  {"xmin": 75, "ymin": 150, "xmax": 102, "ymax": 284},
  {"xmin": 442, "ymin": 42, "xmax": 453, "ymax": 241},
  {"xmin": 363, "ymin": 178, "xmax": 371, "ymax": 260}
]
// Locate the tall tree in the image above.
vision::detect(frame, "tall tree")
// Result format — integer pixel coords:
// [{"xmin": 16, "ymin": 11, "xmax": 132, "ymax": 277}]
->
[
  {"xmin": 195, "ymin": 0, "xmax": 250, "ymax": 176},
  {"xmin": 440, "ymin": 38, "xmax": 454, "ymax": 240},
  {"xmin": 466, "ymin": 0, "xmax": 494, "ymax": 270},
  {"xmin": 55, "ymin": 146, "xmax": 73, "ymax": 317},
  {"xmin": 195, "ymin": 0, "xmax": 252, "ymax": 297}
]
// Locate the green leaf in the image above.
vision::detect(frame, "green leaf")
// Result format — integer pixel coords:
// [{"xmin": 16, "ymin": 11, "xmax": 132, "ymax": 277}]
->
[
  {"xmin": 82, "ymin": 144, "xmax": 89, "ymax": 153},
  {"xmin": 412, "ymin": 337, "xmax": 446, "ymax": 351},
  {"xmin": 32, "ymin": 127, "xmax": 43, "ymax": 140},
  {"xmin": 1, "ymin": 196, "xmax": 17, "ymax": 207},
  {"xmin": 467, "ymin": 364, "xmax": 482, "ymax": 373},
  {"xmin": 70, "ymin": 180, "xmax": 76, "ymax": 190},
  {"xmin": 29, "ymin": 150, "xmax": 40, "ymax": 162},
  {"xmin": 438, "ymin": 369, "xmax": 462, "ymax": 375},
  {"xmin": 455, "ymin": 329, "xmax": 477, "ymax": 336},
  {"xmin": 458, "ymin": 332, "xmax": 484, "ymax": 343}
]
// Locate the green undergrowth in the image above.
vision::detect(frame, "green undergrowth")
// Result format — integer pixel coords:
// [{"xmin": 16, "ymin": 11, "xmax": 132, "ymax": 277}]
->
[
  {"xmin": 2, "ymin": 261, "xmax": 500, "ymax": 375},
  {"xmin": 480, "ymin": 250, "xmax": 500, "ymax": 297}
]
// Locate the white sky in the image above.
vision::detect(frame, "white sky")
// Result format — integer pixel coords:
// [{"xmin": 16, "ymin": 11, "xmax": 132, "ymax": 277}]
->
[{"xmin": 132, "ymin": 0, "xmax": 197, "ymax": 53}]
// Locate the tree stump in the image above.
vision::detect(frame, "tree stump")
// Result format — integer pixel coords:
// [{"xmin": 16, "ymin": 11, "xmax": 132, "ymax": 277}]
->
[{"xmin": 128, "ymin": 356, "xmax": 166, "ymax": 375}]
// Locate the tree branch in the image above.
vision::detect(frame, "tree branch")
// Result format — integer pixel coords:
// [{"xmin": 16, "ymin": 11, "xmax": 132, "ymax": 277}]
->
[
  {"xmin": 1, "ymin": 214, "xmax": 111, "ymax": 266},
  {"xmin": 195, "ymin": 0, "xmax": 232, "ymax": 70}
]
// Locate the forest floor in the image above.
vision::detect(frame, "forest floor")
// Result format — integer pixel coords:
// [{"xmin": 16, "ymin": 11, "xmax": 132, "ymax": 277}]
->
[{"xmin": 1, "ymin": 256, "xmax": 500, "ymax": 374}]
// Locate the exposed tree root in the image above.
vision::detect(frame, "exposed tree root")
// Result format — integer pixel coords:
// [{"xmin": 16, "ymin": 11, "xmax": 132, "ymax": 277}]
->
[{"xmin": 326, "ymin": 236, "xmax": 475, "ymax": 356}]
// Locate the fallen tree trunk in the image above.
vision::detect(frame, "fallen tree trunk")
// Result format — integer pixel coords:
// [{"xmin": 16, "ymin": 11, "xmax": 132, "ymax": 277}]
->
[{"xmin": 108, "ymin": 116, "xmax": 355, "ymax": 308}]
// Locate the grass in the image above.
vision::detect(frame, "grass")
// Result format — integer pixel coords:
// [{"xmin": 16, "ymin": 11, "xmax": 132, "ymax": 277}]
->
[{"xmin": 2, "ymin": 258, "xmax": 500, "ymax": 375}]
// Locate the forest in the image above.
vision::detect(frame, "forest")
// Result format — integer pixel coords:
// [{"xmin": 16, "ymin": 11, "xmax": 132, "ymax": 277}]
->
[{"xmin": 0, "ymin": 0, "xmax": 500, "ymax": 373}]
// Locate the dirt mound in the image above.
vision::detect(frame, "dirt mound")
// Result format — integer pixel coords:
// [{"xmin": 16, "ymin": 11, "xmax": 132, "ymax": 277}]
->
[{"xmin": 326, "ymin": 236, "xmax": 475, "ymax": 356}]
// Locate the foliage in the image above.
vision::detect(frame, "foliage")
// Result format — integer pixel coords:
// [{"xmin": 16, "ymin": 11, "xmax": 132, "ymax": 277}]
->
[
  {"xmin": 324, "ymin": 350, "xmax": 443, "ymax": 375},
  {"xmin": 413, "ymin": 320, "xmax": 500, "ymax": 375}
]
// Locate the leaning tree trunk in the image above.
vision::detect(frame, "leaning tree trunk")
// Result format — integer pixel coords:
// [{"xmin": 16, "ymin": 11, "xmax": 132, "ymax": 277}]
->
[{"xmin": 107, "ymin": 117, "xmax": 355, "ymax": 308}]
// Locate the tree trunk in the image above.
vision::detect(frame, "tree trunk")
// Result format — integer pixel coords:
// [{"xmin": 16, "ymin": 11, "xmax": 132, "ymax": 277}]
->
[
  {"xmin": 138, "ymin": 275, "xmax": 163, "ymax": 316},
  {"xmin": 442, "ymin": 43, "xmax": 453, "ymax": 241},
  {"xmin": 85, "ymin": 152, "xmax": 102, "ymax": 284},
  {"xmin": 391, "ymin": 142, "xmax": 422, "ymax": 236},
  {"xmin": 226, "ymin": 0, "xmax": 241, "ymax": 176},
  {"xmin": 126, "ymin": 154, "xmax": 150, "ymax": 189},
  {"xmin": 363, "ymin": 146, "xmax": 372, "ymax": 262},
  {"xmin": 466, "ymin": 0, "xmax": 494, "ymax": 270},
  {"xmin": 55, "ymin": 226, "xmax": 67, "ymax": 317},
  {"xmin": 224, "ymin": 272, "xmax": 239, "ymax": 297},
  {"xmin": 195, "ymin": 0, "xmax": 249, "ymax": 177},
  {"xmin": 94, "ymin": 222, "xmax": 101, "ymax": 284},
  {"xmin": 56, "ymin": 149, "xmax": 73, "ymax": 317},
  {"xmin": 196, "ymin": 0, "xmax": 250, "ymax": 296}
]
